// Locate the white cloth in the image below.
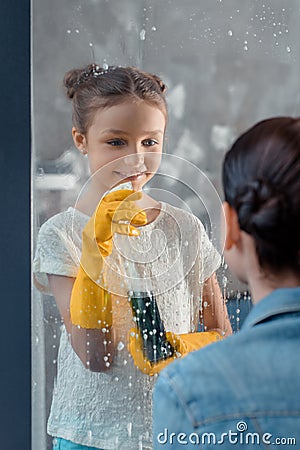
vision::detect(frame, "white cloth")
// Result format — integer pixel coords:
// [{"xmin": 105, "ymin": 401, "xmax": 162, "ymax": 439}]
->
[{"xmin": 33, "ymin": 202, "xmax": 221, "ymax": 449}]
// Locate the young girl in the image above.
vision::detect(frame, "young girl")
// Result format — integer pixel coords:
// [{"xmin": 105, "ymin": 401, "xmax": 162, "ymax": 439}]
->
[
  {"xmin": 153, "ymin": 117, "xmax": 300, "ymax": 448},
  {"xmin": 33, "ymin": 64, "xmax": 231, "ymax": 450}
]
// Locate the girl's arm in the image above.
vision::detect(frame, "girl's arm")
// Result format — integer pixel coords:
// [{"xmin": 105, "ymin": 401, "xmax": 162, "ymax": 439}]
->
[
  {"xmin": 48, "ymin": 274, "xmax": 115, "ymax": 372},
  {"xmin": 202, "ymin": 272, "xmax": 232, "ymax": 336}
]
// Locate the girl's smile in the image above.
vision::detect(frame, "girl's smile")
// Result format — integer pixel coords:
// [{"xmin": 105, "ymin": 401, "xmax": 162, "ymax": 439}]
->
[{"xmin": 113, "ymin": 170, "xmax": 147, "ymax": 183}]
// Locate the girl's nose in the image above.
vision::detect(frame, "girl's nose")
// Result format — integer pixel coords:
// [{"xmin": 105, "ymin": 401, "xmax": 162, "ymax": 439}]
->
[{"xmin": 123, "ymin": 152, "xmax": 145, "ymax": 167}]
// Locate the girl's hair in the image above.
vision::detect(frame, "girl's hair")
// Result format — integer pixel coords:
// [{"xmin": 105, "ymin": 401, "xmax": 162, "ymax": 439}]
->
[
  {"xmin": 63, "ymin": 64, "xmax": 167, "ymax": 134},
  {"xmin": 222, "ymin": 117, "xmax": 300, "ymax": 273}
]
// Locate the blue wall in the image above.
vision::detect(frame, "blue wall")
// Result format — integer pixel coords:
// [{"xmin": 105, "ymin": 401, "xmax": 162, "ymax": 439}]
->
[{"xmin": 0, "ymin": 0, "xmax": 31, "ymax": 447}]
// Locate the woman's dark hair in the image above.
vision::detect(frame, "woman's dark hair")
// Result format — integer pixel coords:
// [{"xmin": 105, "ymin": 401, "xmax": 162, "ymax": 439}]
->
[
  {"xmin": 222, "ymin": 117, "xmax": 300, "ymax": 273},
  {"xmin": 63, "ymin": 63, "xmax": 167, "ymax": 134}
]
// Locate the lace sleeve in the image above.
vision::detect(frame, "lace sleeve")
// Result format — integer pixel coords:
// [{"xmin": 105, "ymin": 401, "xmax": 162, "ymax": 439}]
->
[
  {"xmin": 33, "ymin": 217, "xmax": 80, "ymax": 295},
  {"xmin": 197, "ymin": 218, "xmax": 221, "ymax": 282}
]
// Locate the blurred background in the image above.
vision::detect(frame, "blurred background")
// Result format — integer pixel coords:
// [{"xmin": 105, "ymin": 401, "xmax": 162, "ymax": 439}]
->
[{"xmin": 32, "ymin": 1, "xmax": 300, "ymax": 448}]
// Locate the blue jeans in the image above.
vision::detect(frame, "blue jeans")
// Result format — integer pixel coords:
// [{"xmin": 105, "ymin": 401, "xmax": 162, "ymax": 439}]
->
[{"xmin": 53, "ymin": 437, "xmax": 103, "ymax": 450}]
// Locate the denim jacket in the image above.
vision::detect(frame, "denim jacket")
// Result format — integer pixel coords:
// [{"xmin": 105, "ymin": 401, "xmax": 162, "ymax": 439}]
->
[{"xmin": 153, "ymin": 287, "xmax": 300, "ymax": 449}]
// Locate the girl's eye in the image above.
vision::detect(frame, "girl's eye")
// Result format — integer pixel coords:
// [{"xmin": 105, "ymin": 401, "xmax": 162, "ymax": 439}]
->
[
  {"xmin": 143, "ymin": 139, "xmax": 158, "ymax": 146},
  {"xmin": 107, "ymin": 139, "xmax": 126, "ymax": 147}
]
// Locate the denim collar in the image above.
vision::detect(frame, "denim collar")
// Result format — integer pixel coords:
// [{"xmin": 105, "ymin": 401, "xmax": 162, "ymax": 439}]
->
[{"xmin": 242, "ymin": 286, "xmax": 300, "ymax": 329}]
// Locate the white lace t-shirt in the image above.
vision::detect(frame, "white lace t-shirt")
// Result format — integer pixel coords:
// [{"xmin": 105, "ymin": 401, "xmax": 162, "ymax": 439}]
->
[{"xmin": 33, "ymin": 202, "xmax": 221, "ymax": 449}]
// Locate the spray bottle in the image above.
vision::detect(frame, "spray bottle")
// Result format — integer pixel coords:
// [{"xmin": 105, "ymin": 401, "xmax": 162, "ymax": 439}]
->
[{"xmin": 109, "ymin": 182, "xmax": 174, "ymax": 364}]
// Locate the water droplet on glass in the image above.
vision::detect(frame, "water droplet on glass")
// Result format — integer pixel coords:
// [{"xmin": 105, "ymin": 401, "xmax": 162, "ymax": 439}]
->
[
  {"xmin": 151, "ymin": 26, "xmax": 157, "ymax": 31},
  {"xmin": 67, "ymin": 29, "xmax": 71, "ymax": 34},
  {"xmin": 103, "ymin": 63, "xmax": 109, "ymax": 70},
  {"xmin": 228, "ymin": 30, "xmax": 233, "ymax": 36},
  {"xmin": 89, "ymin": 42, "xmax": 93, "ymax": 47},
  {"xmin": 127, "ymin": 422, "xmax": 132, "ymax": 437},
  {"xmin": 286, "ymin": 46, "xmax": 291, "ymax": 53},
  {"xmin": 117, "ymin": 341, "xmax": 125, "ymax": 351},
  {"xmin": 75, "ymin": 29, "xmax": 79, "ymax": 34},
  {"xmin": 140, "ymin": 29, "xmax": 146, "ymax": 41}
]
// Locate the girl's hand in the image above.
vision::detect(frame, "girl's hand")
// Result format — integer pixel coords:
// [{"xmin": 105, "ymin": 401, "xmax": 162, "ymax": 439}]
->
[
  {"xmin": 92, "ymin": 189, "xmax": 147, "ymax": 257},
  {"xmin": 129, "ymin": 330, "xmax": 223, "ymax": 376},
  {"xmin": 70, "ymin": 189, "xmax": 147, "ymax": 333},
  {"xmin": 80, "ymin": 189, "xmax": 147, "ymax": 283}
]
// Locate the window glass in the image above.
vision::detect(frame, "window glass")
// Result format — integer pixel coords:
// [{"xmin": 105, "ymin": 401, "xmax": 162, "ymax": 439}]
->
[{"xmin": 32, "ymin": 1, "xmax": 300, "ymax": 448}]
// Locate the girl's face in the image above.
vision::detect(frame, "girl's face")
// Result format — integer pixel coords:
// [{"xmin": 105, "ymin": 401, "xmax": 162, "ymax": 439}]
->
[{"xmin": 73, "ymin": 100, "xmax": 166, "ymax": 192}]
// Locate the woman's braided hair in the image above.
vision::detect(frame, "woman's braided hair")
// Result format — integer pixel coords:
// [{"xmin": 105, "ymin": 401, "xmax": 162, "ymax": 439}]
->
[{"xmin": 222, "ymin": 117, "xmax": 300, "ymax": 272}]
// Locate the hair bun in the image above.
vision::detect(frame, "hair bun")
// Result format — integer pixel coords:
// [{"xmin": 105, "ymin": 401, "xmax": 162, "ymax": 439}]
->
[
  {"xmin": 63, "ymin": 68, "xmax": 82, "ymax": 99},
  {"xmin": 63, "ymin": 64, "xmax": 106, "ymax": 99},
  {"xmin": 235, "ymin": 179, "xmax": 288, "ymax": 242},
  {"xmin": 152, "ymin": 74, "xmax": 167, "ymax": 94}
]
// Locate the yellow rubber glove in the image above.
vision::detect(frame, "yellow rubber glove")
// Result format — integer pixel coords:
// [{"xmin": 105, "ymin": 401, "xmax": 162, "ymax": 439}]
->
[
  {"xmin": 70, "ymin": 190, "xmax": 147, "ymax": 329},
  {"xmin": 129, "ymin": 329, "xmax": 223, "ymax": 376}
]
